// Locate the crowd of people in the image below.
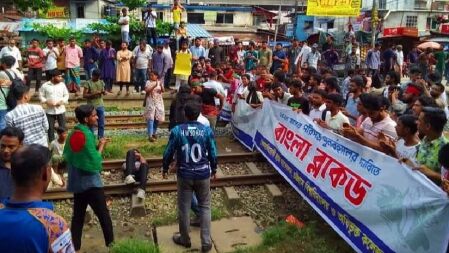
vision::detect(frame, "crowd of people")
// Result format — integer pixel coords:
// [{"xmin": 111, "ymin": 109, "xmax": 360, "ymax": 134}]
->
[{"xmin": 1, "ymin": 2, "xmax": 449, "ymax": 251}]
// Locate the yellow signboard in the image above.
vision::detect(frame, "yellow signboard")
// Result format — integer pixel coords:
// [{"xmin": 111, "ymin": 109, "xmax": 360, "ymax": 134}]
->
[
  {"xmin": 174, "ymin": 53, "xmax": 192, "ymax": 76},
  {"xmin": 306, "ymin": 0, "xmax": 361, "ymax": 17},
  {"xmin": 40, "ymin": 7, "xmax": 69, "ymax": 19}
]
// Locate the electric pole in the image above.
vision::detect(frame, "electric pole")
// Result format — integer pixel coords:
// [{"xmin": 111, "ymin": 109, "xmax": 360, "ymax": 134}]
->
[
  {"xmin": 274, "ymin": 0, "xmax": 283, "ymax": 45},
  {"xmin": 372, "ymin": 0, "xmax": 379, "ymax": 48}
]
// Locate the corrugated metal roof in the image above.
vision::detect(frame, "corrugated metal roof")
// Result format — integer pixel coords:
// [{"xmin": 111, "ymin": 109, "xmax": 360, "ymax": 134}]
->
[{"xmin": 187, "ymin": 24, "xmax": 212, "ymax": 38}]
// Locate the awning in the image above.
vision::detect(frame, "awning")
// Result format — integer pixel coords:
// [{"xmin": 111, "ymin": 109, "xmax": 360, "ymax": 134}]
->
[
  {"xmin": 0, "ymin": 22, "xmax": 20, "ymax": 32},
  {"xmin": 252, "ymin": 6, "xmax": 276, "ymax": 28},
  {"xmin": 187, "ymin": 24, "xmax": 212, "ymax": 38}
]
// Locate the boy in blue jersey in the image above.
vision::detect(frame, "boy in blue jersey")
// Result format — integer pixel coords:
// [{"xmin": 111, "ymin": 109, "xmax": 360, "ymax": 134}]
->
[
  {"xmin": 0, "ymin": 144, "xmax": 75, "ymax": 253},
  {"xmin": 163, "ymin": 100, "xmax": 217, "ymax": 252}
]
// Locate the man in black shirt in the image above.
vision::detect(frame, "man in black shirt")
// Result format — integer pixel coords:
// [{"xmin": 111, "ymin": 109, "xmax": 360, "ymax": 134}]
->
[
  {"xmin": 208, "ymin": 39, "xmax": 225, "ymax": 68},
  {"xmin": 287, "ymin": 80, "xmax": 310, "ymax": 115},
  {"xmin": 0, "ymin": 127, "xmax": 24, "ymax": 201},
  {"xmin": 191, "ymin": 81, "xmax": 224, "ymax": 130}
]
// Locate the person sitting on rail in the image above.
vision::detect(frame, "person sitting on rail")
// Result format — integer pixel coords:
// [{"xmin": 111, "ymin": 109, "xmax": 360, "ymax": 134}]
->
[
  {"xmin": 0, "ymin": 144, "xmax": 75, "ymax": 252},
  {"xmin": 48, "ymin": 126, "xmax": 67, "ymax": 189},
  {"xmin": 123, "ymin": 149, "xmax": 149, "ymax": 200},
  {"xmin": 0, "ymin": 126, "xmax": 24, "ymax": 201},
  {"xmin": 64, "ymin": 104, "xmax": 114, "ymax": 251}
]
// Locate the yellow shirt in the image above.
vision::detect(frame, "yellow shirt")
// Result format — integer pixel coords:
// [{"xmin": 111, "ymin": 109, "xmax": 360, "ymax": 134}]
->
[{"xmin": 173, "ymin": 8, "xmax": 182, "ymax": 23}]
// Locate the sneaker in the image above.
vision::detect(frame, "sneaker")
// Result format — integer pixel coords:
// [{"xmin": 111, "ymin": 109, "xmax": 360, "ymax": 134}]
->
[
  {"xmin": 148, "ymin": 136, "xmax": 156, "ymax": 142},
  {"xmin": 172, "ymin": 234, "xmax": 191, "ymax": 248},
  {"xmin": 201, "ymin": 244, "xmax": 213, "ymax": 252},
  {"xmin": 141, "ymin": 91, "xmax": 146, "ymax": 95},
  {"xmin": 136, "ymin": 188, "xmax": 145, "ymax": 200},
  {"xmin": 124, "ymin": 175, "xmax": 136, "ymax": 185},
  {"xmin": 152, "ymin": 134, "xmax": 157, "ymax": 140}
]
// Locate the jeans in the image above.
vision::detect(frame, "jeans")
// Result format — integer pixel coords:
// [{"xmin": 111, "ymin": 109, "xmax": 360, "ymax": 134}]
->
[
  {"xmin": 125, "ymin": 149, "xmax": 149, "ymax": 190},
  {"xmin": 91, "ymin": 106, "xmax": 105, "ymax": 138},
  {"xmin": 45, "ymin": 69, "xmax": 57, "ymax": 81},
  {"xmin": 135, "ymin": 68, "xmax": 148, "ymax": 92},
  {"xmin": 146, "ymin": 119, "xmax": 159, "ymax": 136},
  {"xmin": 104, "ymin": 78, "xmax": 114, "ymax": 92},
  {"xmin": 0, "ymin": 109, "xmax": 7, "ymax": 131},
  {"xmin": 27, "ymin": 67, "xmax": 42, "ymax": 91},
  {"xmin": 84, "ymin": 63, "xmax": 96, "ymax": 80},
  {"xmin": 164, "ymin": 68, "xmax": 172, "ymax": 88},
  {"xmin": 191, "ymin": 193, "xmax": 199, "ymax": 216},
  {"xmin": 177, "ymin": 177, "xmax": 211, "ymax": 248},
  {"xmin": 146, "ymin": 27, "xmax": 158, "ymax": 47},
  {"xmin": 46, "ymin": 113, "xmax": 66, "ymax": 142},
  {"xmin": 121, "ymin": 31, "xmax": 130, "ymax": 43},
  {"xmin": 71, "ymin": 187, "xmax": 114, "ymax": 251}
]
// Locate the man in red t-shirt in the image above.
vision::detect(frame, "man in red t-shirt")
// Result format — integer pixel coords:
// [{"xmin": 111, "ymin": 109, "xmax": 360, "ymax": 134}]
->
[{"xmin": 26, "ymin": 39, "xmax": 45, "ymax": 92}]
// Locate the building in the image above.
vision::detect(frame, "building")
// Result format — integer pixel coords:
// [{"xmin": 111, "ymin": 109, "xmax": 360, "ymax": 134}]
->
[{"xmin": 363, "ymin": 0, "xmax": 449, "ymax": 36}]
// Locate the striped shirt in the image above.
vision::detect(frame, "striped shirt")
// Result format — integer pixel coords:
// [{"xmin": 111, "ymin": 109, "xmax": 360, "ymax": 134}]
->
[
  {"xmin": 361, "ymin": 116, "xmax": 397, "ymax": 142},
  {"xmin": 5, "ymin": 104, "xmax": 49, "ymax": 147}
]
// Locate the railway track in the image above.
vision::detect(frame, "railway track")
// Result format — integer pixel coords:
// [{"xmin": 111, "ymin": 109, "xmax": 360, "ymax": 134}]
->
[{"xmin": 44, "ymin": 152, "xmax": 274, "ymax": 200}]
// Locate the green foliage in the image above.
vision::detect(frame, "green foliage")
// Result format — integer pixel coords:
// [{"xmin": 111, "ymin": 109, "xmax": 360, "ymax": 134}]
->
[
  {"xmin": 102, "ymin": 134, "xmax": 166, "ymax": 160},
  {"xmin": 152, "ymin": 211, "xmax": 178, "ymax": 226},
  {"xmin": 211, "ymin": 206, "xmax": 228, "ymax": 221},
  {"xmin": 234, "ymin": 222, "xmax": 338, "ymax": 253},
  {"xmin": 110, "ymin": 239, "xmax": 159, "ymax": 253},
  {"xmin": 15, "ymin": 0, "xmax": 53, "ymax": 12},
  {"xmin": 120, "ymin": 0, "xmax": 147, "ymax": 10},
  {"xmin": 32, "ymin": 23, "xmax": 83, "ymax": 43}
]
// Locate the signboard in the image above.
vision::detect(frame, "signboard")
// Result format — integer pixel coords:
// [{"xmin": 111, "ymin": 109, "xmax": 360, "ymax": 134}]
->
[
  {"xmin": 383, "ymin": 27, "xmax": 418, "ymax": 37},
  {"xmin": 41, "ymin": 7, "xmax": 69, "ymax": 18},
  {"xmin": 173, "ymin": 53, "xmax": 192, "ymax": 76},
  {"xmin": 232, "ymin": 100, "xmax": 449, "ymax": 253},
  {"xmin": 306, "ymin": 0, "xmax": 361, "ymax": 17},
  {"xmin": 204, "ymin": 11, "xmax": 217, "ymax": 22},
  {"xmin": 441, "ymin": 24, "xmax": 449, "ymax": 34}
]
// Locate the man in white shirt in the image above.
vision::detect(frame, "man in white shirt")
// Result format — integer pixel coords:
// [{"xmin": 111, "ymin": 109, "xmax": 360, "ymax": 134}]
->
[
  {"xmin": 305, "ymin": 44, "xmax": 321, "ymax": 69},
  {"xmin": 38, "ymin": 70, "xmax": 69, "ymax": 142},
  {"xmin": 42, "ymin": 39, "xmax": 59, "ymax": 81},
  {"xmin": 269, "ymin": 83, "xmax": 292, "ymax": 105},
  {"xmin": 203, "ymin": 71, "xmax": 226, "ymax": 106},
  {"xmin": 316, "ymin": 93, "xmax": 349, "ymax": 132},
  {"xmin": 132, "ymin": 40, "xmax": 153, "ymax": 93},
  {"xmin": 295, "ymin": 41, "xmax": 311, "ymax": 71},
  {"xmin": 118, "ymin": 8, "xmax": 130, "ymax": 43},
  {"xmin": 342, "ymin": 94, "xmax": 397, "ymax": 151},
  {"xmin": 308, "ymin": 89, "xmax": 327, "ymax": 120},
  {"xmin": 144, "ymin": 6, "xmax": 158, "ymax": 47},
  {"xmin": 0, "ymin": 39, "xmax": 22, "ymax": 70},
  {"xmin": 162, "ymin": 40, "xmax": 173, "ymax": 90}
]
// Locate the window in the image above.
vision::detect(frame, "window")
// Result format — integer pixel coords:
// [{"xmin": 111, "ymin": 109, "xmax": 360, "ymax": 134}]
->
[
  {"xmin": 406, "ymin": 16, "xmax": 418, "ymax": 27},
  {"xmin": 187, "ymin": 13, "xmax": 205, "ymax": 24},
  {"xmin": 157, "ymin": 11, "xmax": 163, "ymax": 20},
  {"xmin": 216, "ymin": 13, "xmax": 234, "ymax": 24},
  {"xmin": 379, "ymin": 0, "xmax": 387, "ymax": 9},
  {"xmin": 414, "ymin": 0, "xmax": 427, "ymax": 10},
  {"xmin": 76, "ymin": 4, "xmax": 85, "ymax": 18}
]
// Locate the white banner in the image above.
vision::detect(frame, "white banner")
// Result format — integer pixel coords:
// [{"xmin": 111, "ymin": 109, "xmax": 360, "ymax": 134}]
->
[
  {"xmin": 231, "ymin": 99, "xmax": 260, "ymax": 150},
  {"xmin": 233, "ymin": 100, "xmax": 449, "ymax": 253}
]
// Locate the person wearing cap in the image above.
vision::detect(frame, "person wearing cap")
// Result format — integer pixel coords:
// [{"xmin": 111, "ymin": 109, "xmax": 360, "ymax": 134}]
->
[
  {"xmin": 191, "ymin": 81, "xmax": 224, "ymax": 130},
  {"xmin": 152, "ymin": 44, "xmax": 169, "ymax": 86},
  {"xmin": 366, "ymin": 43, "xmax": 381, "ymax": 76},
  {"xmin": 304, "ymin": 44, "xmax": 321, "ymax": 69},
  {"xmin": 259, "ymin": 41, "xmax": 272, "ymax": 70},
  {"xmin": 392, "ymin": 83, "xmax": 422, "ymax": 116},
  {"xmin": 39, "ymin": 69, "xmax": 69, "ymax": 142},
  {"xmin": 144, "ymin": 6, "xmax": 158, "ymax": 47},
  {"xmin": 208, "ymin": 39, "xmax": 225, "ymax": 68}
]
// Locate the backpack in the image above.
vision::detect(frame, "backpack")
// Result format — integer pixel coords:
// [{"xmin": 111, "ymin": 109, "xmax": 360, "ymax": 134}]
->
[
  {"xmin": 1, "ymin": 70, "xmax": 24, "ymax": 110},
  {"xmin": 321, "ymin": 108, "xmax": 330, "ymax": 121}
]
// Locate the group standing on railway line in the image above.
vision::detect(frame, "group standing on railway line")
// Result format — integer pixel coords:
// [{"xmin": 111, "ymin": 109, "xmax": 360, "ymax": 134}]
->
[{"xmin": 2, "ymin": 0, "xmax": 449, "ymax": 251}]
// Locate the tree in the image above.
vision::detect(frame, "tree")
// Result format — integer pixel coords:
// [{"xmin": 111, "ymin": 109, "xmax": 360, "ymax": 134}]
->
[
  {"xmin": 32, "ymin": 24, "xmax": 83, "ymax": 44},
  {"xmin": 120, "ymin": 0, "xmax": 147, "ymax": 11},
  {"xmin": 15, "ymin": 0, "xmax": 53, "ymax": 13}
]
